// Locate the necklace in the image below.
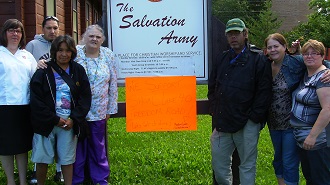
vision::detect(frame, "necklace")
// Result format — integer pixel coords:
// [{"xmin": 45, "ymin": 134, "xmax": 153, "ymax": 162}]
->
[
  {"xmin": 84, "ymin": 58, "xmax": 99, "ymax": 85},
  {"xmin": 82, "ymin": 47, "xmax": 103, "ymax": 85},
  {"xmin": 83, "ymin": 46, "xmax": 100, "ymax": 58}
]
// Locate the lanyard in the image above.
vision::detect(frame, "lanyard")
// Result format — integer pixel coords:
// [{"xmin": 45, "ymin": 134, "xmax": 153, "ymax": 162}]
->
[{"xmin": 230, "ymin": 47, "xmax": 246, "ymax": 64}]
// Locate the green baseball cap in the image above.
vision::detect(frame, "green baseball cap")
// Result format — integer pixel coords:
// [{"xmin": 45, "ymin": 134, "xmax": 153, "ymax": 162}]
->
[{"xmin": 225, "ymin": 18, "xmax": 246, "ymax": 33}]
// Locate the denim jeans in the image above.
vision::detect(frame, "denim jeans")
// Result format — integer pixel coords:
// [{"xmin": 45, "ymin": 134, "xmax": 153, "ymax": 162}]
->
[
  {"xmin": 269, "ymin": 129, "xmax": 299, "ymax": 185},
  {"xmin": 211, "ymin": 119, "xmax": 260, "ymax": 185},
  {"xmin": 299, "ymin": 147, "xmax": 330, "ymax": 185}
]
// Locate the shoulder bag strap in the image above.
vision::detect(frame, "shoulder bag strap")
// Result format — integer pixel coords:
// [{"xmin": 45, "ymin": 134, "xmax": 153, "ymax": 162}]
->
[{"xmin": 47, "ymin": 61, "xmax": 77, "ymax": 96}]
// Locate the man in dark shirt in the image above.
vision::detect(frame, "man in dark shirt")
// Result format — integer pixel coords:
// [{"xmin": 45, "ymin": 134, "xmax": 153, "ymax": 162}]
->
[{"xmin": 208, "ymin": 18, "xmax": 272, "ymax": 185}]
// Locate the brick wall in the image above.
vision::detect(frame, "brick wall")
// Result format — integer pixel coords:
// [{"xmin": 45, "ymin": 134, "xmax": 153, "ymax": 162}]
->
[{"xmin": 271, "ymin": 0, "xmax": 312, "ymax": 31}]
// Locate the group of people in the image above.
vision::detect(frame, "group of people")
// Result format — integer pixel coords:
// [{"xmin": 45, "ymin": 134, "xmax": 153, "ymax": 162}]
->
[
  {"xmin": 0, "ymin": 15, "xmax": 329, "ymax": 185},
  {"xmin": 0, "ymin": 16, "xmax": 118, "ymax": 185},
  {"xmin": 208, "ymin": 18, "xmax": 330, "ymax": 185}
]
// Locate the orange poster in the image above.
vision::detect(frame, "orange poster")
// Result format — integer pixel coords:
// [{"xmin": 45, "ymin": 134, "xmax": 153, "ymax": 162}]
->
[{"xmin": 126, "ymin": 76, "xmax": 197, "ymax": 132}]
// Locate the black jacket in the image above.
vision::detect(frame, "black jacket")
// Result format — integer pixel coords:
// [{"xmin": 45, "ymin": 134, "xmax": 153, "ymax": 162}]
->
[
  {"xmin": 30, "ymin": 60, "xmax": 91, "ymax": 137},
  {"xmin": 208, "ymin": 44, "xmax": 272, "ymax": 133}
]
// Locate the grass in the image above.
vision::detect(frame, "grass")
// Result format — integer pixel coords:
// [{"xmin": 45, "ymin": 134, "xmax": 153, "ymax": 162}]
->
[{"xmin": 0, "ymin": 85, "xmax": 307, "ymax": 184}]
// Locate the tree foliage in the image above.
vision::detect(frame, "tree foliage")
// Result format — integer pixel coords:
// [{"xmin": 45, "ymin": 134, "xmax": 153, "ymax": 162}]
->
[
  {"xmin": 212, "ymin": 0, "xmax": 281, "ymax": 49},
  {"xmin": 212, "ymin": 0, "xmax": 251, "ymax": 24},
  {"xmin": 247, "ymin": 0, "xmax": 282, "ymax": 48},
  {"xmin": 284, "ymin": 0, "xmax": 330, "ymax": 47}
]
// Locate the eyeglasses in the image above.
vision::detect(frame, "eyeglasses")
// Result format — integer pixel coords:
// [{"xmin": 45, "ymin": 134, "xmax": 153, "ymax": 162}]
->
[
  {"xmin": 302, "ymin": 52, "xmax": 321, "ymax": 57},
  {"xmin": 226, "ymin": 31, "xmax": 242, "ymax": 37},
  {"xmin": 44, "ymin": 16, "xmax": 59, "ymax": 22},
  {"xmin": 7, "ymin": 28, "xmax": 22, "ymax": 34}
]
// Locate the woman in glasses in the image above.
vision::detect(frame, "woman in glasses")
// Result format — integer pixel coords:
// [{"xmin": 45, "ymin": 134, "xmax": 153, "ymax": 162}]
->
[
  {"xmin": 0, "ymin": 19, "xmax": 37, "ymax": 185},
  {"xmin": 291, "ymin": 39, "xmax": 330, "ymax": 185}
]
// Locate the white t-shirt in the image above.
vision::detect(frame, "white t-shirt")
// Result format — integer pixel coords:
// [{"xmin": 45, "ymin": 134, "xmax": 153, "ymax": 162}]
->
[{"xmin": 0, "ymin": 46, "xmax": 37, "ymax": 105}]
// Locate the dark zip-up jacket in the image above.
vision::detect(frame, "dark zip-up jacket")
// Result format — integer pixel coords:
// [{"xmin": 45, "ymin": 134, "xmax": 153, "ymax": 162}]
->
[
  {"xmin": 208, "ymin": 44, "xmax": 272, "ymax": 133},
  {"xmin": 30, "ymin": 60, "xmax": 91, "ymax": 137}
]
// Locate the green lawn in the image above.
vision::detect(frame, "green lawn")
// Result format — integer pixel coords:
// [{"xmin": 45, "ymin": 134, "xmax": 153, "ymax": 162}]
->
[{"xmin": 0, "ymin": 85, "xmax": 307, "ymax": 184}]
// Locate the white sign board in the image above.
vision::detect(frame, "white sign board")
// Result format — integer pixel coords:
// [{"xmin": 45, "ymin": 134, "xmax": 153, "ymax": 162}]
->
[{"xmin": 107, "ymin": 0, "xmax": 209, "ymax": 83}]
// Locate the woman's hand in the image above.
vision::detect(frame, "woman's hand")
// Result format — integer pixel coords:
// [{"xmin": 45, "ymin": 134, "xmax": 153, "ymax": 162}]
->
[
  {"xmin": 57, "ymin": 118, "xmax": 67, "ymax": 128},
  {"xmin": 63, "ymin": 118, "xmax": 73, "ymax": 130},
  {"xmin": 320, "ymin": 69, "xmax": 330, "ymax": 83},
  {"xmin": 37, "ymin": 59, "xmax": 48, "ymax": 69},
  {"xmin": 288, "ymin": 39, "xmax": 301, "ymax": 55},
  {"xmin": 57, "ymin": 117, "xmax": 73, "ymax": 130},
  {"xmin": 303, "ymin": 135, "xmax": 316, "ymax": 150}
]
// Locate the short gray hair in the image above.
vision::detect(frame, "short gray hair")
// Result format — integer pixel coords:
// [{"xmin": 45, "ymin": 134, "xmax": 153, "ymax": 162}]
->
[{"xmin": 79, "ymin": 24, "xmax": 106, "ymax": 45}]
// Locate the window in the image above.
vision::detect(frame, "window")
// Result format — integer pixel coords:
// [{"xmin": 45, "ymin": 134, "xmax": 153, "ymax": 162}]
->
[
  {"xmin": 86, "ymin": 2, "xmax": 91, "ymax": 27},
  {"xmin": 45, "ymin": 0, "xmax": 56, "ymax": 16},
  {"xmin": 94, "ymin": 10, "xmax": 99, "ymax": 23},
  {"xmin": 73, "ymin": 0, "xmax": 78, "ymax": 44}
]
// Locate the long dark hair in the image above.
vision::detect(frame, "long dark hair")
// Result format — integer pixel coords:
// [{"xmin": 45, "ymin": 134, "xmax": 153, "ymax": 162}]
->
[
  {"xmin": 50, "ymin": 35, "xmax": 77, "ymax": 62},
  {"xmin": 0, "ymin": 19, "xmax": 26, "ymax": 47}
]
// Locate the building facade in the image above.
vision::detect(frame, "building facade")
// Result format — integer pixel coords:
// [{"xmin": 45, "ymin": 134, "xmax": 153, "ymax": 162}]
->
[
  {"xmin": 0, "ymin": 0, "xmax": 103, "ymax": 44},
  {"xmin": 0, "ymin": 0, "xmax": 313, "ymax": 44},
  {"xmin": 271, "ymin": 0, "xmax": 312, "ymax": 31}
]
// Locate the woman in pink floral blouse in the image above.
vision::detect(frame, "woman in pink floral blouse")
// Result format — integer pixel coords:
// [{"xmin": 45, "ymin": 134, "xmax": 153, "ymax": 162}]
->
[{"xmin": 72, "ymin": 24, "xmax": 118, "ymax": 185}]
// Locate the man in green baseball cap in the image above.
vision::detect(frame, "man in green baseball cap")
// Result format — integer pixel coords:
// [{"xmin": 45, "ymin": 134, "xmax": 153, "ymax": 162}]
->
[
  {"xmin": 225, "ymin": 18, "xmax": 246, "ymax": 33},
  {"xmin": 224, "ymin": 18, "xmax": 248, "ymax": 51},
  {"xmin": 208, "ymin": 18, "xmax": 272, "ymax": 185}
]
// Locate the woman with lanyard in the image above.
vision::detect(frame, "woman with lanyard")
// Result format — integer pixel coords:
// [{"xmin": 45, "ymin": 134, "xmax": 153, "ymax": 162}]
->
[{"xmin": 72, "ymin": 24, "xmax": 118, "ymax": 185}]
